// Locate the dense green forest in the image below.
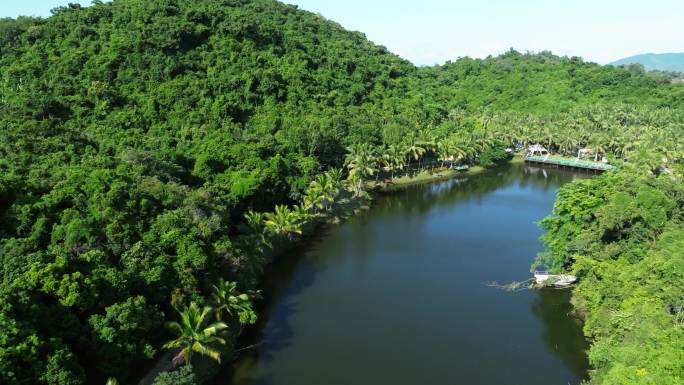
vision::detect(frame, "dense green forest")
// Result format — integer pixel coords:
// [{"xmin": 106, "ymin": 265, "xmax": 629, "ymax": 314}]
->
[
  {"xmin": 0, "ymin": 1, "xmax": 682, "ymax": 385},
  {"xmin": 537, "ymin": 171, "xmax": 684, "ymax": 384}
]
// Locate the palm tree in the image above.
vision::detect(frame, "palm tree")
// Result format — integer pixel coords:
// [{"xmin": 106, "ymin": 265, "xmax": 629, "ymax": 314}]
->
[
  {"xmin": 303, "ymin": 181, "xmax": 325, "ymax": 213},
  {"xmin": 345, "ymin": 143, "xmax": 377, "ymax": 195},
  {"xmin": 453, "ymin": 133, "xmax": 478, "ymax": 161},
  {"xmin": 244, "ymin": 210, "xmax": 266, "ymax": 235},
  {"xmin": 490, "ymin": 112, "xmax": 518, "ymax": 148},
  {"xmin": 604, "ymin": 129, "xmax": 625, "ymax": 158},
  {"xmin": 302, "ymin": 188, "xmax": 324, "ymax": 213},
  {"xmin": 628, "ymin": 146, "xmax": 663, "ymax": 175},
  {"xmin": 541, "ymin": 121, "xmax": 555, "ymax": 150},
  {"xmin": 436, "ymin": 140, "xmax": 451, "ymax": 168},
  {"xmin": 404, "ymin": 142, "xmax": 426, "ymax": 171},
  {"xmin": 379, "ymin": 145, "xmax": 393, "ymax": 175},
  {"xmin": 241, "ymin": 210, "xmax": 271, "ymax": 254},
  {"xmin": 212, "ymin": 279, "xmax": 257, "ymax": 325},
  {"xmin": 588, "ymin": 134, "xmax": 609, "ymax": 161},
  {"xmin": 292, "ymin": 204, "xmax": 311, "ymax": 224},
  {"xmin": 558, "ymin": 133, "xmax": 578, "ymax": 156},
  {"xmin": 381, "ymin": 144, "xmax": 405, "ymax": 178},
  {"xmin": 471, "ymin": 130, "xmax": 496, "ymax": 157},
  {"xmin": 163, "ymin": 302, "xmax": 228, "ymax": 366},
  {"xmin": 232, "ymin": 238, "xmax": 269, "ymax": 281},
  {"xmin": 264, "ymin": 205, "xmax": 303, "ymax": 239},
  {"xmin": 311, "ymin": 173, "xmax": 338, "ymax": 210},
  {"xmin": 244, "ymin": 211, "xmax": 268, "ymax": 241},
  {"xmin": 417, "ymin": 129, "xmax": 437, "ymax": 154},
  {"xmin": 449, "ymin": 140, "xmax": 469, "ymax": 165},
  {"xmin": 326, "ymin": 168, "xmax": 345, "ymax": 193}
]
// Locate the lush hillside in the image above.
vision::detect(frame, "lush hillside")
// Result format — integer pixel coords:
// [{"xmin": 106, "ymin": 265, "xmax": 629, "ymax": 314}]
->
[
  {"xmin": 0, "ymin": 1, "xmax": 416, "ymax": 384},
  {"xmin": 0, "ymin": 1, "xmax": 682, "ymax": 385},
  {"xmin": 416, "ymin": 50, "xmax": 684, "ymax": 113},
  {"xmin": 611, "ymin": 52, "xmax": 684, "ymax": 73}
]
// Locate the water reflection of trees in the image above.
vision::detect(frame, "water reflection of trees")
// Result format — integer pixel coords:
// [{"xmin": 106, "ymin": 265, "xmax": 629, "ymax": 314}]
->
[
  {"xmin": 530, "ymin": 289, "xmax": 590, "ymax": 381},
  {"xmin": 374, "ymin": 164, "xmax": 587, "ymax": 218},
  {"xmin": 220, "ymin": 236, "xmax": 327, "ymax": 383},
  {"xmin": 222, "ymin": 163, "xmax": 593, "ymax": 384}
]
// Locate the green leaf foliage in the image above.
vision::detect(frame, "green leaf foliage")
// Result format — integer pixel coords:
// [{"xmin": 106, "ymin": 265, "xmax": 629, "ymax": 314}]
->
[
  {"xmin": 536, "ymin": 172, "xmax": 684, "ymax": 384},
  {"xmin": 151, "ymin": 365, "xmax": 196, "ymax": 385},
  {"xmin": 0, "ymin": 0, "xmax": 682, "ymax": 384}
]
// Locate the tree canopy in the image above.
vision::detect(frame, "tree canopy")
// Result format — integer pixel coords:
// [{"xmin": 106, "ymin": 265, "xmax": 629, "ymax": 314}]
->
[{"xmin": 0, "ymin": 1, "xmax": 682, "ymax": 384}]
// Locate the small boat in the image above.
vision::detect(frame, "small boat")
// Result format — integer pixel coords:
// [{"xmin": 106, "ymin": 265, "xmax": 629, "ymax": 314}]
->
[
  {"xmin": 453, "ymin": 165, "xmax": 469, "ymax": 172},
  {"xmin": 534, "ymin": 271, "xmax": 577, "ymax": 288},
  {"xmin": 552, "ymin": 275, "xmax": 577, "ymax": 287}
]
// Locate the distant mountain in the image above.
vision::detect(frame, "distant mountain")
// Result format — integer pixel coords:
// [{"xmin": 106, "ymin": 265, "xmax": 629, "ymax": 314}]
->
[{"xmin": 611, "ymin": 52, "xmax": 684, "ymax": 72}]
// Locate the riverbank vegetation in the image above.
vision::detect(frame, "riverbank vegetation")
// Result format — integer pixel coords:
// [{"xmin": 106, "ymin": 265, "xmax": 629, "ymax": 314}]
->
[
  {"xmin": 0, "ymin": 1, "xmax": 682, "ymax": 384},
  {"xmin": 536, "ymin": 171, "xmax": 684, "ymax": 385}
]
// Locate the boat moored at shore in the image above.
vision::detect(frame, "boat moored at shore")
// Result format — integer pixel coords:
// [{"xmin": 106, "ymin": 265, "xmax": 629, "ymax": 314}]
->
[{"xmin": 534, "ymin": 271, "xmax": 578, "ymax": 288}]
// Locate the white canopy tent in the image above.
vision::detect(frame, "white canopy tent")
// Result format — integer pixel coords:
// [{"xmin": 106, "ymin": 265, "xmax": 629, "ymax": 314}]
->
[
  {"xmin": 526, "ymin": 144, "xmax": 549, "ymax": 159},
  {"xmin": 577, "ymin": 148, "xmax": 604, "ymax": 162}
]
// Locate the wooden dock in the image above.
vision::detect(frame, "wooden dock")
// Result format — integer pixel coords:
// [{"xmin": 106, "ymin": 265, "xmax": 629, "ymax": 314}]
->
[{"xmin": 525, "ymin": 156, "xmax": 615, "ymax": 172}]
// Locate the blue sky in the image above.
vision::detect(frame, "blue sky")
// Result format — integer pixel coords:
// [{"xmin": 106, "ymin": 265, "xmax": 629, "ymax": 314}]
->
[{"xmin": 2, "ymin": 0, "xmax": 681, "ymax": 65}]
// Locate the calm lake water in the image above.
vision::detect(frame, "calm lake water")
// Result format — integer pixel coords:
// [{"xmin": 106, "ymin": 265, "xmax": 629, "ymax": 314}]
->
[{"xmin": 220, "ymin": 163, "xmax": 590, "ymax": 385}]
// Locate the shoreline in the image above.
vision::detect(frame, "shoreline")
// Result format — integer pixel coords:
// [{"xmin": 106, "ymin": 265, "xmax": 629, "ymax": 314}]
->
[
  {"xmin": 215, "ymin": 156, "xmax": 591, "ymax": 385},
  {"xmin": 377, "ymin": 156, "xmax": 521, "ymax": 192},
  {"xmin": 149, "ymin": 157, "xmax": 519, "ymax": 385},
  {"xmin": 217, "ymin": 158, "xmax": 518, "ymax": 367}
]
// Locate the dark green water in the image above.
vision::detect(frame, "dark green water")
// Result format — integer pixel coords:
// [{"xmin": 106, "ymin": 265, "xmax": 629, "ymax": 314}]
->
[{"xmin": 221, "ymin": 163, "xmax": 590, "ymax": 385}]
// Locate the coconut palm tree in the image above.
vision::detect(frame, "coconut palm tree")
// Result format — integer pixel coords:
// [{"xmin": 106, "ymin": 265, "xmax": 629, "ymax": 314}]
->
[
  {"xmin": 292, "ymin": 204, "xmax": 311, "ymax": 224},
  {"xmin": 417, "ymin": 139, "xmax": 435, "ymax": 170},
  {"xmin": 417, "ymin": 129, "xmax": 437, "ymax": 154},
  {"xmin": 326, "ymin": 168, "xmax": 345, "ymax": 193},
  {"xmin": 163, "ymin": 302, "xmax": 228, "ymax": 366},
  {"xmin": 313, "ymin": 173, "xmax": 338, "ymax": 210},
  {"xmin": 302, "ymin": 188, "xmax": 324, "ymax": 213},
  {"xmin": 436, "ymin": 140, "xmax": 451, "ymax": 168},
  {"xmin": 455, "ymin": 133, "xmax": 478, "ymax": 161},
  {"xmin": 212, "ymin": 279, "xmax": 257, "ymax": 325},
  {"xmin": 345, "ymin": 143, "xmax": 377, "ymax": 195},
  {"xmin": 244, "ymin": 210, "xmax": 265, "ymax": 234},
  {"xmin": 379, "ymin": 145, "xmax": 393, "ymax": 175},
  {"xmin": 303, "ymin": 181, "xmax": 325, "ymax": 213},
  {"xmin": 588, "ymin": 134, "xmax": 609, "ymax": 161},
  {"xmin": 628, "ymin": 146, "xmax": 663, "ymax": 174},
  {"xmin": 491, "ymin": 118, "xmax": 518, "ymax": 148},
  {"xmin": 264, "ymin": 205, "xmax": 303, "ymax": 239},
  {"xmin": 473, "ymin": 130, "xmax": 496, "ymax": 155},
  {"xmin": 404, "ymin": 142, "xmax": 426, "ymax": 171},
  {"xmin": 381, "ymin": 144, "xmax": 405, "ymax": 178},
  {"xmin": 240, "ymin": 210, "xmax": 271, "ymax": 255},
  {"xmin": 232, "ymin": 237, "xmax": 269, "ymax": 282},
  {"xmin": 540, "ymin": 120, "xmax": 556, "ymax": 150},
  {"xmin": 558, "ymin": 133, "xmax": 578, "ymax": 156},
  {"xmin": 244, "ymin": 211, "xmax": 268, "ymax": 241}
]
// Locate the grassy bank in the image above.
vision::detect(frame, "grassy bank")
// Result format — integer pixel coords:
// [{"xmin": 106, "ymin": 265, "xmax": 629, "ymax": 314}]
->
[{"xmin": 376, "ymin": 157, "xmax": 519, "ymax": 192}]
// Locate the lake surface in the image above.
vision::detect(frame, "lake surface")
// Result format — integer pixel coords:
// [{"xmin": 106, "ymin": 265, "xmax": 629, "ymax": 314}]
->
[{"xmin": 220, "ymin": 163, "xmax": 590, "ymax": 385}]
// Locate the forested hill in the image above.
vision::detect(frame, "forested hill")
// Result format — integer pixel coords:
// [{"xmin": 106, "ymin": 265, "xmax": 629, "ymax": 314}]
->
[
  {"xmin": 0, "ymin": 0, "xmax": 415, "ymax": 180},
  {"xmin": 0, "ymin": 1, "xmax": 417, "ymax": 384},
  {"xmin": 0, "ymin": 1, "xmax": 682, "ymax": 385},
  {"xmin": 416, "ymin": 51, "xmax": 684, "ymax": 112}
]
